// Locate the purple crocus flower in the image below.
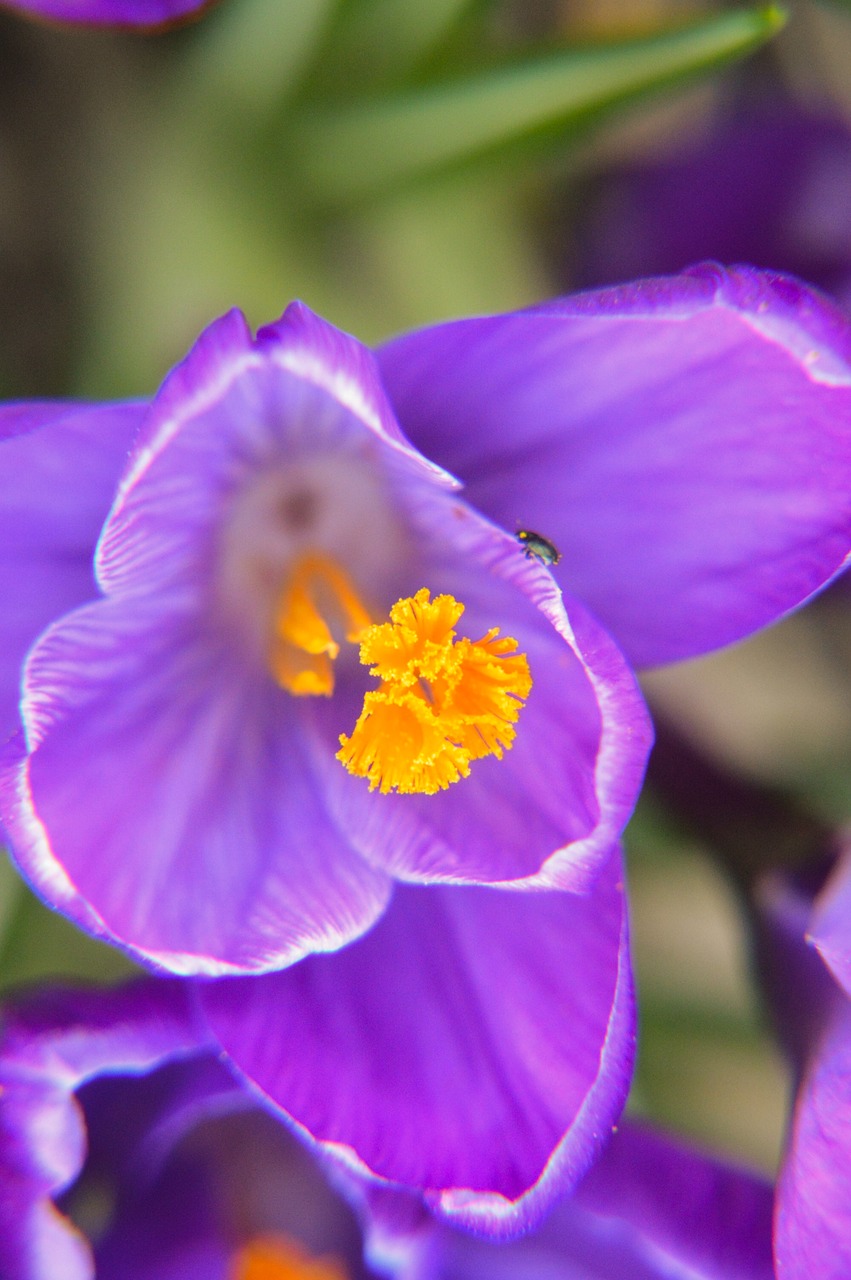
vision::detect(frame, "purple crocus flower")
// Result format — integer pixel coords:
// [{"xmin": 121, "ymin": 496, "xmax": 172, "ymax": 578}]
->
[
  {"xmin": 759, "ymin": 850, "xmax": 851, "ymax": 1279},
  {"xmin": 0, "ymin": 979, "xmax": 374, "ymax": 1280},
  {"xmin": 0, "ymin": 0, "xmax": 212, "ymax": 27},
  {"xmin": 1, "ymin": 266, "xmax": 851, "ymax": 1230},
  {"xmin": 0, "ymin": 977, "xmax": 775, "ymax": 1280},
  {"xmin": 568, "ymin": 96, "xmax": 851, "ymax": 308}
]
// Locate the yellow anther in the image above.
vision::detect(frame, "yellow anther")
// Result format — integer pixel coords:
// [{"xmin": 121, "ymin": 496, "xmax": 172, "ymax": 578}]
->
[
  {"xmin": 230, "ymin": 1235, "xmax": 347, "ymax": 1280},
  {"xmin": 337, "ymin": 588, "xmax": 531, "ymax": 795},
  {"xmin": 270, "ymin": 552, "xmax": 372, "ymax": 697}
]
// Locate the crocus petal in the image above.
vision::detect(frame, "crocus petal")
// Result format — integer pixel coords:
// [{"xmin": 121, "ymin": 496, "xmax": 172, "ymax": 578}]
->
[
  {"xmin": 775, "ymin": 995, "xmax": 851, "ymax": 1280},
  {"xmin": 1, "ymin": 0, "xmax": 213, "ymax": 27},
  {"xmin": 0, "ymin": 401, "xmax": 143, "ymax": 743},
  {"xmin": 378, "ymin": 265, "xmax": 851, "ymax": 667},
  {"xmin": 199, "ymin": 846, "xmax": 634, "ymax": 1236},
  {"xmin": 414, "ymin": 1120, "xmax": 773, "ymax": 1280},
  {"xmin": 3, "ymin": 596, "xmax": 392, "ymax": 975},
  {"xmin": 412, "ymin": 1121, "xmax": 773, "ymax": 1280},
  {"xmin": 361, "ymin": 1124, "xmax": 774, "ymax": 1280},
  {"xmin": 0, "ymin": 981, "xmax": 206, "ymax": 1280},
  {"xmin": 0, "ymin": 1079, "xmax": 92, "ymax": 1280},
  {"xmin": 96, "ymin": 303, "xmax": 452, "ymax": 604},
  {"xmin": 756, "ymin": 864, "xmax": 851, "ymax": 1280},
  {"xmin": 566, "ymin": 1122, "xmax": 774, "ymax": 1280},
  {"xmin": 0, "ymin": 979, "xmax": 205, "ymax": 1098}
]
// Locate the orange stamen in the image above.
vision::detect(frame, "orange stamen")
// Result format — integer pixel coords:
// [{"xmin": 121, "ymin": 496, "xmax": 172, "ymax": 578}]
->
[{"xmin": 337, "ymin": 588, "xmax": 531, "ymax": 795}]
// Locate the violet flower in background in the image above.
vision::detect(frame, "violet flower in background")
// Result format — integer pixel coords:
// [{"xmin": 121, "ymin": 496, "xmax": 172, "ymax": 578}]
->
[
  {"xmin": 0, "ymin": 0, "xmax": 211, "ymax": 27},
  {"xmin": 0, "ymin": 979, "xmax": 373, "ymax": 1280},
  {"xmin": 1, "ymin": 267, "xmax": 851, "ymax": 1230},
  {"xmin": 565, "ymin": 94, "xmax": 851, "ymax": 307},
  {"xmin": 640, "ymin": 712, "xmax": 851, "ymax": 1279},
  {"xmin": 0, "ymin": 976, "xmax": 775, "ymax": 1280}
]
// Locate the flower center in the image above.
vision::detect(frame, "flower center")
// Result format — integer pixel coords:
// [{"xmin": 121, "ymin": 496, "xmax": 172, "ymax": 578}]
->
[
  {"xmin": 270, "ymin": 551, "xmax": 373, "ymax": 696},
  {"xmin": 230, "ymin": 1235, "xmax": 347, "ymax": 1280},
  {"xmin": 269, "ymin": 557, "xmax": 532, "ymax": 794},
  {"xmin": 337, "ymin": 587, "xmax": 532, "ymax": 795}
]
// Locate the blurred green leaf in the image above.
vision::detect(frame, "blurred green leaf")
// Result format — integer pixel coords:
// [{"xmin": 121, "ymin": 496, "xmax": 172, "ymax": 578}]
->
[
  {"xmin": 297, "ymin": 6, "xmax": 787, "ymax": 202},
  {"xmin": 0, "ymin": 854, "xmax": 23, "ymax": 951},
  {"xmin": 0, "ymin": 869, "xmax": 136, "ymax": 993},
  {"xmin": 315, "ymin": 0, "xmax": 475, "ymax": 88},
  {"xmin": 182, "ymin": 0, "xmax": 337, "ymax": 118},
  {"xmin": 633, "ymin": 996, "xmax": 788, "ymax": 1172}
]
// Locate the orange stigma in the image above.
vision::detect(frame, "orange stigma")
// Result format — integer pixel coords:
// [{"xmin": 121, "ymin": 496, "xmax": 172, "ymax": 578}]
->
[{"xmin": 337, "ymin": 588, "xmax": 531, "ymax": 795}]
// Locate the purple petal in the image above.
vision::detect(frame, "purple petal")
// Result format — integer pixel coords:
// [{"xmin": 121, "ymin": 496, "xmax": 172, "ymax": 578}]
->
[
  {"xmin": 257, "ymin": 301, "xmax": 455, "ymax": 476},
  {"xmin": 775, "ymin": 995, "xmax": 851, "ymax": 1279},
  {"xmin": 1, "ymin": 0, "xmax": 213, "ymax": 27},
  {"xmin": 4, "ymin": 597, "xmax": 392, "ymax": 975},
  {"xmin": 420, "ymin": 1121, "xmax": 773, "ymax": 1280},
  {"xmin": 0, "ymin": 401, "xmax": 143, "ymax": 743},
  {"xmin": 570, "ymin": 1122, "xmax": 774, "ymax": 1280},
  {"xmin": 0, "ymin": 979, "xmax": 203, "ymax": 1090},
  {"xmin": 755, "ymin": 864, "xmax": 851, "ymax": 1280},
  {"xmin": 0, "ymin": 1078, "xmax": 93, "ymax": 1280},
  {"xmin": 95, "ymin": 304, "xmax": 452, "ymax": 605},
  {"xmin": 199, "ymin": 847, "xmax": 634, "ymax": 1236},
  {"xmin": 378, "ymin": 265, "xmax": 851, "ymax": 667}
]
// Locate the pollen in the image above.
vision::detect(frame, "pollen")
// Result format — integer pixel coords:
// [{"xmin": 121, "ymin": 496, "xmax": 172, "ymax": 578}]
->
[
  {"xmin": 269, "ymin": 552, "xmax": 372, "ymax": 697},
  {"xmin": 230, "ymin": 1234, "xmax": 347, "ymax": 1280},
  {"xmin": 337, "ymin": 587, "xmax": 532, "ymax": 795}
]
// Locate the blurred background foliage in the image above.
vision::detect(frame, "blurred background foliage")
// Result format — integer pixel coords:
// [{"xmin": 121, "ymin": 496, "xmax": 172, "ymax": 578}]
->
[{"xmin": 3, "ymin": 0, "xmax": 851, "ymax": 1182}]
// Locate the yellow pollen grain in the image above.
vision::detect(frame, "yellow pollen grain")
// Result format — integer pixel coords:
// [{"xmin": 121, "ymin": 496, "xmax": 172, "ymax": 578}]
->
[
  {"xmin": 230, "ymin": 1235, "xmax": 347, "ymax": 1280},
  {"xmin": 337, "ymin": 587, "xmax": 531, "ymax": 795},
  {"xmin": 270, "ymin": 552, "xmax": 372, "ymax": 698}
]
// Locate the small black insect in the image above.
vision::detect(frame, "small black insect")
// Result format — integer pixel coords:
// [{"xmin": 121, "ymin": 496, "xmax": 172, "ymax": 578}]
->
[{"xmin": 516, "ymin": 529, "xmax": 561, "ymax": 566}]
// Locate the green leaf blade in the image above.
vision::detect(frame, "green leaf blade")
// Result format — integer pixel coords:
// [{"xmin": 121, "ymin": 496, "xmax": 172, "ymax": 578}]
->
[{"xmin": 299, "ymin": 6, "xmax": 787, "ymax": 202}]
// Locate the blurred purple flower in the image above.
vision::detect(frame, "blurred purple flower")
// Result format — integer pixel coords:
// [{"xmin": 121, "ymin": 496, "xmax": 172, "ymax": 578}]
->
[
  {"xmin": 569, "ymin": 97, "xmax": 851, "ymax": 308},
  {"xmin": 0, "ymin": 979, "xmax": 374, "ymax": 1280},
  {"xmin": 1, "ymin": 267, "xmax": 851, "ymax": 1228},
  {"xmin": 0, "ymin": 0, "xmax": 212, "ymax": 28},
  {"xmin": 0, "ymin": 978, "xmax": 775, "ymax": 1280},
  {"xmin": 759, "ymin": 849, "xmax": 851, "ymax": 1279}
]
